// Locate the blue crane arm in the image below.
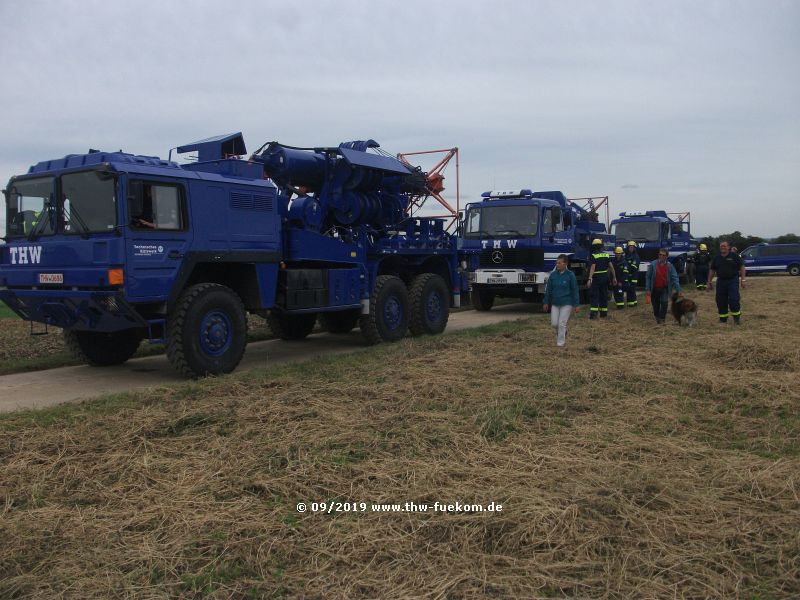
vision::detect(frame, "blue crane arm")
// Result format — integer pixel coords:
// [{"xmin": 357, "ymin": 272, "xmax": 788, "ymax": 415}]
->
[{"xmin": 250, "ymin": 141, "xmax": 425, "ymax": 231}]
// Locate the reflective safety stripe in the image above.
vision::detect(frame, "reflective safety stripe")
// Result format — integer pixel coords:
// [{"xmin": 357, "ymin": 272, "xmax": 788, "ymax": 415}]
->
[
  {"xmin": 590, "ymin": 307, "xmax": 599, "ymax": 312},
  {"xmin": 594, "ymin": 270, "xmax": 608, "ymax": 274},
  {"xmin": 627, "ymin": 301, "xmax": 638, "ymax": 306},
  {"xmin": 616, "ymin": 303, "xmax": 625, "ymax": 307},
  {"xmin": 719, "ymin": 313, "xmax": 730, "ymax": 318},
  {"xmin": 730, "ymin": 310, "xmax": 742, "ymax": 316},
  {"xmin": 599, "ymin": 307, "xmax": 608, "ymax": 312}
]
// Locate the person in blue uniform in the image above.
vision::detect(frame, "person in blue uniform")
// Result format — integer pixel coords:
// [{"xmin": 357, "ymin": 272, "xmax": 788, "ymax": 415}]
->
[
  {"xmin": 624, "ymin": 240, "xmax": 640, "ymax": 306},
  {"xmin": 611, "ymin": 247, "xmax": 629, "ymax": 309},
  {"xmin": 587, "ymin": 239, "xmax": 617, "ymax": 320},
  {"xmin": 694, "ymin": 243, "xmax": 711, "ymax": 290},
  {"xmin": 708, "ymin": 240, "xmax": 746, "ymax": 324}
]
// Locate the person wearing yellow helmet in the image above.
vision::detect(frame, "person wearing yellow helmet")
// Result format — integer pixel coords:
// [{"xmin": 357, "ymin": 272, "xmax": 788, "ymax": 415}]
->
[
  {"xmin": 694, "ymin": 242, "xmax": 711, "ymax": 290},
  {"xmin": 611, "ymin": 247, "xmax": 629, "ymax": 309},
  {"xmin": 624, "ymin": 241, "xmax": 640, "ymax": 306},
  {"xmin": 587, "ymin": 239, "xmax": 617, "ymax": 319}
]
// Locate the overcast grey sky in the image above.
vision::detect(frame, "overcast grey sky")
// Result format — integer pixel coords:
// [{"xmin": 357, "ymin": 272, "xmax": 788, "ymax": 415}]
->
[{"xmin": 1, "ymin": 0, "xmax": 798, "ymax": 237}]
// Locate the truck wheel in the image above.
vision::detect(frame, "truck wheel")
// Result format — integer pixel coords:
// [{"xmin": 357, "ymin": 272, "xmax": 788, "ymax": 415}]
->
[
  {"xmin": 471, "ymin": 285, "xmax": 495, "ymax": 311},
  {"xmin": 266, "ymin": 312, "xmax": 317, "ymax": 340},
  {"xmin": 166, "ymin": 283, "xmax": 247, "ymax": 378},
  {"xmin": 789, "ymin": 264, "xmax": 800, "ymax": 276},
  {"xmin": 360, "ymin": 275, "xmax": 409, "ymax": 345},
  {"xmin": 409, "ymin": 273, "xmax": 450, "ymax": 336},
  {"xmin": 64, "ymin": 329, "xmax": 143, "ymax": 366},
  {"xmin": 319, "ymin": 309, "xmax": 361, "ymax": 334}
]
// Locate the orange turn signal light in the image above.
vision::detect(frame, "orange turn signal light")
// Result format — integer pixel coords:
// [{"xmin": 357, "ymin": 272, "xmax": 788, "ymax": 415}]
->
[{"xmin": 108, "ymin": 268, "xmax": 125, "ymax": 286}]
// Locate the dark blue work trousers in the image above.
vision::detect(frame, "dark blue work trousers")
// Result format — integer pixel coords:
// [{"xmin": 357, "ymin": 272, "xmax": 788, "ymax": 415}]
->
[
  {"xmin": 695, "ymin": 266, "xmax": 709, "ymax": 289},
  {"xmin": 590, "ymin": 275, "xmax": 609, "ymax": 318},
  {"xmin": 715, "ymin": 278, "xmax": 741, "ymax": 321},
  {"xmin": 626, "ymin": 278, "xmax": 638, "ymax": 305}
]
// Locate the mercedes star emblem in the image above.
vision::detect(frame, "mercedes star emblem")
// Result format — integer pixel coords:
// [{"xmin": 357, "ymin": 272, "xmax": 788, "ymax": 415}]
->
[{"xmin": 491, "ymin": 250, "xmax": 503, "ymax": 264}]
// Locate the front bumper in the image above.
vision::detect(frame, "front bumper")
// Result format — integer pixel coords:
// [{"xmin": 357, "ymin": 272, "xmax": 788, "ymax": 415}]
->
[
  {"xmin": 0, "ymin": 288, "xmax": 147, "ymax": 332},
  {"xmin": 470, "ymin": 269, "xmax": 547, "ymax": 288}
]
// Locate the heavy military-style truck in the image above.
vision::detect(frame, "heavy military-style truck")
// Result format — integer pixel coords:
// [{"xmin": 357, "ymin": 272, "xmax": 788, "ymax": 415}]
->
[{"xmin": 0, "ymin": 133, "xmax": 463, "ymax": 377}]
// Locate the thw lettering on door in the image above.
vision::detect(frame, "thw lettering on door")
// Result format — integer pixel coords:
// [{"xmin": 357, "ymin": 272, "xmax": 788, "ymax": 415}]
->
[{"xmin": 8, "ymin": 246, "xmax": 43, "ymax": 265}]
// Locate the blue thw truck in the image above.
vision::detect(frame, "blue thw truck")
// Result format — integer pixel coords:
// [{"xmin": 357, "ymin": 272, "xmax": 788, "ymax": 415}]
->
[
  {"xmin": 460, "ymin": 189, "xmax": 613, "ymax": 310},
  {"xmin": 610, "ymin": 210, "xmax": 696, "ymax": 281},
  {"xmin": 0, "ymin": 133, "xmax": 463, "ymax": 377}
]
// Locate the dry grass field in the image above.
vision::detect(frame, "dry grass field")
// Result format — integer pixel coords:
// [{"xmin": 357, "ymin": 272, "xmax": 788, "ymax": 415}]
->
[{"xmin": 0, "ymin": 276, "xmax": 798, "ymax": 598}]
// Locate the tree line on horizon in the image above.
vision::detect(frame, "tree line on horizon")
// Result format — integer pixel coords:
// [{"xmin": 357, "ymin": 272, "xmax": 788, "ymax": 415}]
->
[{"xmin": 696, "ymin": 232, "xmax": 799, "ymax": 253}]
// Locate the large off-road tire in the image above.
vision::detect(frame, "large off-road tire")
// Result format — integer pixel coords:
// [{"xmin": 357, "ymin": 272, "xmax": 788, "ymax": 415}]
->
[
  {"xmin": 266, "ymin": 312, "xmax": 317, "ymax": 340},
  {"xmin": 409, "ymin": 273, "xmax": 450, "ymax": 336},
  {"xmin": 64, "ymin": 329, "xmax": 143, "ymax": 366},
  {"xmin": 166, "ymin": 283, "xmax": 247, "ymax": 378},
  {"xmin": 319, "ymin": 309, "xmax": 361, "ymax": 334},
  {"xmin": 471, "ymin": 285, "xmax": 495, "ymax": 311},
  {"xmin": 360, "ymin": 275, "xmax": 409, "ymax": 345}
]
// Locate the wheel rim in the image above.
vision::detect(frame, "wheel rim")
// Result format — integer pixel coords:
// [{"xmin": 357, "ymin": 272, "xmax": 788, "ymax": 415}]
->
[
  {"xmin": 199, "ymin": 310, "xmax": 233, "ymax": 356},
  {"xmin": 383, "ymin": 295, "xmax": 403, "ymax": 331},
  {"xmin": 426, "ymin": 289, "xmax": 444, "ymax": 324}
]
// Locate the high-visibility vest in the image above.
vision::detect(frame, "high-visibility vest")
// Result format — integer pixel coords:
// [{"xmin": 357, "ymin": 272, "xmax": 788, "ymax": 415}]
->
[
  {"xmin": 591, "ymin": 252, "xmax": 611, "ymax": 275},
  {"xmin": 23, "ymin": 210, "xmax": 42, "ymax": 234}
]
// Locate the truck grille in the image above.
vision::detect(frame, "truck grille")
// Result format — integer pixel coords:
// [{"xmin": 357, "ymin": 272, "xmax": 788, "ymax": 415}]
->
[{"xmin": 478, "ymin": 248, "xmax": 544, "ymax": 268}]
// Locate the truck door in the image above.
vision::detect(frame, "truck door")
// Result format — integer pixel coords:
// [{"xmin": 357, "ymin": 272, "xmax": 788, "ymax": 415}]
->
[{"xmin": 124, "ymin": 177, "xmax": 193, "ymax": 300}]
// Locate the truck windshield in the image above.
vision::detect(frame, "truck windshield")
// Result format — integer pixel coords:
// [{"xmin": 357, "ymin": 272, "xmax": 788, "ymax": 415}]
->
[
  {"xmin": 464, "ymin": 205, "xmax": 538, "ymax": 238},
  {"xmin": 5, "ymin": 177, "xmax": 56, "ymax": 238},
  {"xmin": 612, "ymin": 221, "xmax": 660, "ymax": 242},
  {"xmin": 62, "ymin": 171, "xmax": 117, "ymax": 234}
]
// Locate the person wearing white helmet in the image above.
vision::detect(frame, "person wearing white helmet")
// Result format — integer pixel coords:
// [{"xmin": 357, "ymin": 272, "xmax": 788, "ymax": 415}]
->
[
  {"xmin": 587, "ymin": 239, "xmax": 617, "ymax": 319},
  {"xmin": 694, "ymin": 243, "xmax": 711, "ymax": 290}
]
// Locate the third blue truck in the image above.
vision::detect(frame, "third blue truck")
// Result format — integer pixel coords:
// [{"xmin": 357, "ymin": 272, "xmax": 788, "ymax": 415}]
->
[{"xmin": 609, "ymin": 210, "xmax": 696, "ymax": 281}]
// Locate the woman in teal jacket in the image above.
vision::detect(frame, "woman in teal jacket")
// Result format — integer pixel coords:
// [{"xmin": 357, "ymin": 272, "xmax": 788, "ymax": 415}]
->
[{"xmin": 543, "ymin": 254, "xmax": 581, "ymax": 346}]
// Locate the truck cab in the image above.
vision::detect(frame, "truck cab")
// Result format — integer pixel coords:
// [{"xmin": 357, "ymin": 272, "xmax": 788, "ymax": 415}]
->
[
  {"xmin": 1, "ymin": 137, "xmax": 283, "ymax": 377},
  {"xmin": 460, "ymin": 189, "xmax": 611, "ymax": 310},
  {"xmin": 610, "ymin": 210, "xmax": 695, "ymax": 279}
]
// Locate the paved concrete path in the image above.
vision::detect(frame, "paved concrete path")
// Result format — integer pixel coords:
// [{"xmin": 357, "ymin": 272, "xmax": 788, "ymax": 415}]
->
[{"xmin": 0, "ymin": 304, "xmax": 538, "ymax": 413}]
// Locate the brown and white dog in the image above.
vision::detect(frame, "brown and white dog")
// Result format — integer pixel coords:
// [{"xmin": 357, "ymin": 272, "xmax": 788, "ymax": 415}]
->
[{"xmin": 670, "ymin": 292, "xmax": 698, "ymax": 327}]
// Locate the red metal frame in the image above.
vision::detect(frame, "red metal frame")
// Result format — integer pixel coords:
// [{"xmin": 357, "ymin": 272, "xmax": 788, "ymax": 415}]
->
[
  {"xmin": 568, "ymin": 196, "xmax": 610, "ymax": 229},
  {"xmin": 397, "ymin": 148, "xmax": 460, "ymax": 230}
]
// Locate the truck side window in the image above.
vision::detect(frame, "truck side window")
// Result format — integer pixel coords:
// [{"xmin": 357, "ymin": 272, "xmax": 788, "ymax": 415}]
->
[
  {"xmin": 552, "ymin": 208, "xmax": 563, "ymax": 232},
  {"xmin": 128, "ymin": 181, "xmax": 185, "ymax": 230},
  {"xmin": 542, "ymin": 208, "xmax": 553, "ymax": 233},
  {"xmin": 542, "ymin": 208, "xmax": 563, "ymax": 234}
]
